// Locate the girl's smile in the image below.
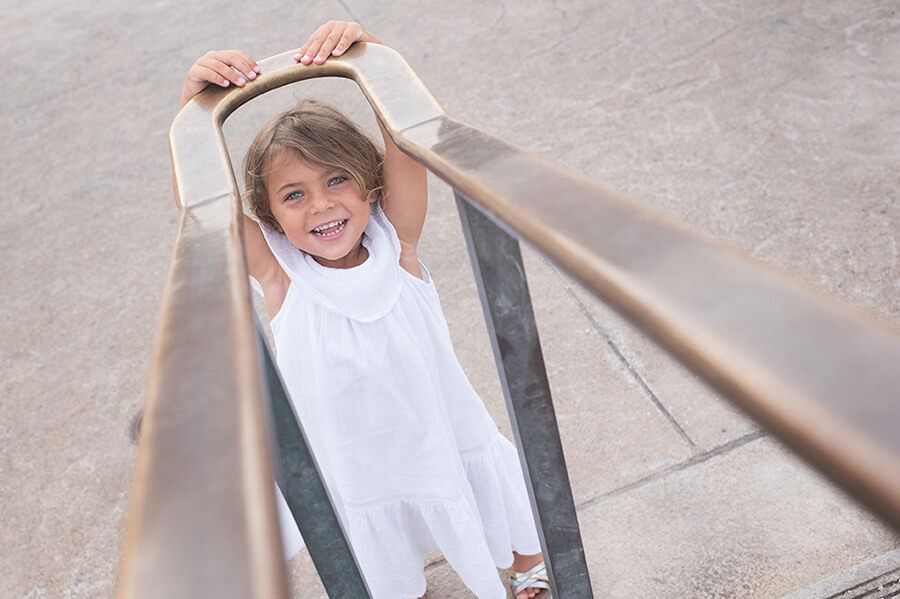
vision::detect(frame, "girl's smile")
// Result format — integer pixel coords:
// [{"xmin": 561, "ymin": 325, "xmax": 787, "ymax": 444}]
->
[
  {"xmin": 311, "ymin": 219, "xmax": 348, "ymax": 238},
  {"xmin": 266, "ymin": 152, "xmax": 374, "ymax": 269}
]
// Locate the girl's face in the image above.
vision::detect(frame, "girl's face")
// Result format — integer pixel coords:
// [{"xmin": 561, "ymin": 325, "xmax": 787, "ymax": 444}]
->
[{"xmin": 266, "ymin": 152, "xmax": 374, "ymax": 269}]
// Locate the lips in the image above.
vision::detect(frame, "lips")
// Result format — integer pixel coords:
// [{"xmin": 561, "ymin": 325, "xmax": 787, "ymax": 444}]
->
[{"xmin": 311, "ymin": 219, "xmax": 347, "ymax": 237}]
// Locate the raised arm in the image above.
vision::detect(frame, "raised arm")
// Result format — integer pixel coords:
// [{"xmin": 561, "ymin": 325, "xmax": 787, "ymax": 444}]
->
[
  {"xmin": 376, "ymin": 117, "xmax": 428, "ymax": 278},
  {"xmin": 295, "ymin": 21, "xmax": 429, "ymax": 278},
  {"xmin": 177, "ymin": 50, "xmax": 289, "ymax": 317}
]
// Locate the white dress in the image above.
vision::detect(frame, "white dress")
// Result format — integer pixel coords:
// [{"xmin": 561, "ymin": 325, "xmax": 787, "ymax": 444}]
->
[{"xmin": 261, "ymin": 206, "xmax": 541, "ymax": 599}]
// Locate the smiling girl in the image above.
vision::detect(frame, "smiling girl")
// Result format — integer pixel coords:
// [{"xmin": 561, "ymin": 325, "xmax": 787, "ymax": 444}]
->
[{"xmin": 180, "ymin": 21, "xmax": 548, "ymax": 599}]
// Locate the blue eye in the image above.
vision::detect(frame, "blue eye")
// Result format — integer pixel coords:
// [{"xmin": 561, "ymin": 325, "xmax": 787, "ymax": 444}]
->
[
  {"xmin": 328, "ymin": 175, "xmax": 347, "ymax": 186},
  {"xmin": 284, "ymin": 190, "xmax": 304, "ymax": 202}
]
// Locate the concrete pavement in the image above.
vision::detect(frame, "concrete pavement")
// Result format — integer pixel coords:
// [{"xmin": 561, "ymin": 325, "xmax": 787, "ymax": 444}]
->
[{"xmin": 2, "ymin": 1, "xmax": 898, "ymax": 597}]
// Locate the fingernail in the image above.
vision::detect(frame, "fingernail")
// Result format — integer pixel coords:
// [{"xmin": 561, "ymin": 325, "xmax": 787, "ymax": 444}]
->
[
  {"xmin": 253, "ymin": 65, "xmax": 260, "ymax": 73},
  {"xmin": 293, "ymin": 53, "xmax": 302, "ymax": 61},
  {"xmin": 222, "ymin": 80, "xmax": 230, "ymax": 87},
  {"xmin": 246, "ymin": 71, "xmax": 256, "ymax": 80},
  {"xmin": 239, "ymin": 77, "xmax": 247, "ymax": 85}
]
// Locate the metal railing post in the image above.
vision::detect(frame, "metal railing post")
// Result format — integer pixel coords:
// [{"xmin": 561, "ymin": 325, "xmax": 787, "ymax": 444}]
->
[
  {"xmin": 456, "ymin": 192, "xmax": 594, "ymax": 599},
  {"xmin": 257, "ymin": 323, "xmax": 371, "ymax": 598}
]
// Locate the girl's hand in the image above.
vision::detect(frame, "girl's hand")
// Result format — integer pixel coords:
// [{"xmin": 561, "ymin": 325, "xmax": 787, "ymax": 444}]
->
[
  {"xmin": 294, "ymin": 21, "xmax": 381, "ymax": 65},
  {"xmin": 180, "ymin": 50, "xmax": 260, "ymax": 109}
]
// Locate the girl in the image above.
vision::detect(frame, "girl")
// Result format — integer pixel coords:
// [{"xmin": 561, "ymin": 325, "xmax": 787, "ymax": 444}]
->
[{"xmin": 180, "ymin": 21, "xmax": 549, "ymax": 599}]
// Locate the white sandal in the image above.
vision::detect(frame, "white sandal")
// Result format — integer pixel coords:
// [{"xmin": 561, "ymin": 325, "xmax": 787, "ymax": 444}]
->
[{"xmin": 508, "ymin": 561, "xmax": 550, "ymax": 598}]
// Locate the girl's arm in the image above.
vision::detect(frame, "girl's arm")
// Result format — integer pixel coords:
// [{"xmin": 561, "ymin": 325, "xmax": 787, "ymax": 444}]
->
[
  {"xmin": 376, "ymin": 117, "xmax": 428, "ymax": 279},
  {"xmin": 178, "ymin": 50, "xmax": 290, "ymax": 318},
  {"xmin": 243, "ymin": 214, "xmax": 290, "ymax": 320},
  {"xmin": 297, "ymin": 21, "xmax": 429, "ymax": 279}
]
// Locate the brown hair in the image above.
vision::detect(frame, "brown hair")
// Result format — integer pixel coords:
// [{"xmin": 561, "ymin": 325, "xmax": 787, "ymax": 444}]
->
[{"xmin": 242, "ymin": 99, "xmax": 384, "ymax": 231}]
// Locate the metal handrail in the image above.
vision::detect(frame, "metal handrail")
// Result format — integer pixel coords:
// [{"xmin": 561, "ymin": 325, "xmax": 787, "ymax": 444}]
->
[{"xmin": 120, "ymin": 41, "xmax": 900, "ymax": 598}]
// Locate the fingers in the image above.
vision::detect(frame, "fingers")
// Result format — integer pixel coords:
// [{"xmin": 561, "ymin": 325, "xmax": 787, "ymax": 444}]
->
[
  {"xmin": 333, "ymin": 25, "xmax": 363, "ymax": 56},
  {"xmin": 195, "ymin": 50, "xmax": 260, "ymax": 88},
  {"xmin": 295, "ymin": 21, "xmax": 340, "ymax": 65},
  {"xmin": 181, "ymin": 50, "xmax": 260, "ymax": 109},
  {"xmin": 294, "ymin": 22, "xmax": 328, "ymax": 64},
  {"xmin": 294, "ymin": 20, "xmax": 380, "ymax": 65}
]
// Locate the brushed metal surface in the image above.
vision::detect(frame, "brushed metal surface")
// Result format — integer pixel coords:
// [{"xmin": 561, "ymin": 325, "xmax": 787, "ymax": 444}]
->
[{"xmin": 118, "ymin": 199, "xmax": 289, "ymax": 599}]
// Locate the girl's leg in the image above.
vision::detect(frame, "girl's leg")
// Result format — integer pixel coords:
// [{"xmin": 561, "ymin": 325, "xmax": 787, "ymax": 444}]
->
[{"xmin": 511, "ymin": 551, "xmax": 542, "ymax": 572}]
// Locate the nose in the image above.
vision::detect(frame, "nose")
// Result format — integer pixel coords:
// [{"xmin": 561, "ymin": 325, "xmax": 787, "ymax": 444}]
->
[{"xmin": 308, "ymin": 191, "xmax": 334, "ymax": 214}]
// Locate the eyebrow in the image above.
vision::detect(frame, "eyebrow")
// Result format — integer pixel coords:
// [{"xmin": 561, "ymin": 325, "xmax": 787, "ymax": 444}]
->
[{"xmin": 276, "ymin": 182, "xmax": 302, "ymax": 195}]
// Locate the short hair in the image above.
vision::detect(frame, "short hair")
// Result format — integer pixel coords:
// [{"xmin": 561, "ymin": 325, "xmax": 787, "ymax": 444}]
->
[{"xmin": 242, "ymin": 99, "xmax": 384, "ymax": 232}]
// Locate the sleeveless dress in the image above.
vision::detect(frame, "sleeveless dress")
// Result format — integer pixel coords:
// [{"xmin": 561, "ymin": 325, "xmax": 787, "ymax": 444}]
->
[{"xmin": 261, "ymin": 206, "xmax": 541, "ymax": 599}]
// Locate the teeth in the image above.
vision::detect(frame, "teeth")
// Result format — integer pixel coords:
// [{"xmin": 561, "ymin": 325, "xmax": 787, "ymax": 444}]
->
[
  {"xmin": 312, "ymin": 220, "xmax": 346, "ymax": 236},
  {"xmin": 313, "ymin": 220, "xmax": 341, "ymax": 232}
]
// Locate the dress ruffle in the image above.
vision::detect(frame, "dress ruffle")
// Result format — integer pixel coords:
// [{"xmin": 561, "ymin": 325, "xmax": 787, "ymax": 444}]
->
[
  {"xmin": 276, "ymin": 432, "xmax": 540, "ymax": 598},
  {"xmin": 460, "ymin": 434, "xmax": 544, "ymax": 565},
  {"xmin": 342, "ymin": 432, "xmax": 540, "ymax": 599},
  {"xmin": 344, "ymin": 497, "xmax": 501, "ymax": 599}
]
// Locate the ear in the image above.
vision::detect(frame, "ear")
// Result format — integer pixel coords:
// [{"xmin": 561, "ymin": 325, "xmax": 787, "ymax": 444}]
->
[{"xmin": 366, "ymin": 189, "xmax": 381, "ymax": 213}]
